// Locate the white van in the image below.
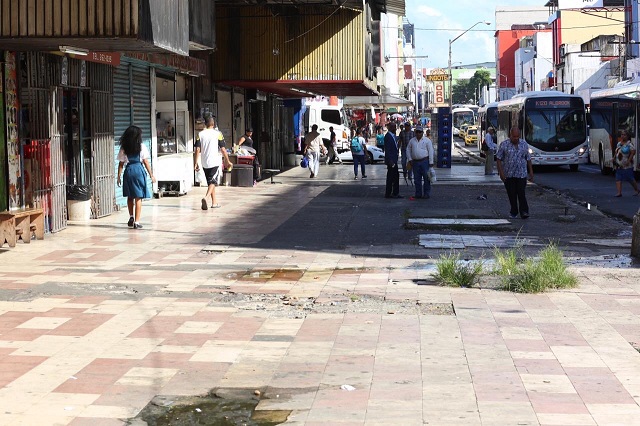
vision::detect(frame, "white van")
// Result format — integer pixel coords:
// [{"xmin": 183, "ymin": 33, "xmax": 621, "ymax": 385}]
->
[{"xmin": 303, "ymin": 104, "xmax": 350, "ymax": 151}]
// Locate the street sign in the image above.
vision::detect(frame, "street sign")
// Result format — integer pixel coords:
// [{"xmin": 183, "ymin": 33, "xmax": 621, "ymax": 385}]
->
[{"xmin": 426, "ymin": 74, "xmax": 450, "ymax": 82}]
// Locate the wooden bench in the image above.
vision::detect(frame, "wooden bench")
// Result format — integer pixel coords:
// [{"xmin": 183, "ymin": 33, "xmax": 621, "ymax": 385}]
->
[{"xmin": 0, "ymin": 208, "xmax": 45, "ymax": 248}]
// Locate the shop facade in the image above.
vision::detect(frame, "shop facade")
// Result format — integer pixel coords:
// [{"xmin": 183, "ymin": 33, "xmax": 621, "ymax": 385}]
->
[{"xmin": 0, "ymin": 50, "xmax": 116, "ymax": 232}]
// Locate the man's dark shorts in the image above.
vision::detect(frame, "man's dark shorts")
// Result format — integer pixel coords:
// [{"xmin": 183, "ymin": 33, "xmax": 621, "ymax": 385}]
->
[{"xmin": 203, "ymin": 166, "xmax": 220, "ymax": 186}]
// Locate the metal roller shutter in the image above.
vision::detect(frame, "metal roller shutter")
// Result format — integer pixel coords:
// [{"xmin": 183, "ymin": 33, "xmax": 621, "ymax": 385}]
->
[{"xmin": 113, "ymin": 59, "xmax": 152, "ymax": 207}]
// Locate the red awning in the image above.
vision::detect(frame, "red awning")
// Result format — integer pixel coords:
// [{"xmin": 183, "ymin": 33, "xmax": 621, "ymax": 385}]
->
[{"xmin": 219, "ymin": 80, "xmax": 379, "ymax": 98}]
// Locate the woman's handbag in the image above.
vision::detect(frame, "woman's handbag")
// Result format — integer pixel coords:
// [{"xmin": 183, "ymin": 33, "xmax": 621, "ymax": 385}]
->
[{"xmin": 300, "ymin": 156, "xmax": 309, "ymax": 168}]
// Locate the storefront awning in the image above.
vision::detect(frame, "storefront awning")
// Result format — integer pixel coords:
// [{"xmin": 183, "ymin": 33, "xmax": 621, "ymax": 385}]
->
[
  {"xmin": 220, "ymin": 80, "xmax": 379, "ymax": 98},
  {"xmin": 342, "ymin": 95, "xmax": 413, "ymax": 109}
]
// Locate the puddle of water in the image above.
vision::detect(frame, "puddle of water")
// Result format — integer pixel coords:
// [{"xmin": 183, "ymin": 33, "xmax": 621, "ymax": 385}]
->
[{"xmin": 131, "ymin": 393, "xmax": 290, "ymax": 426}]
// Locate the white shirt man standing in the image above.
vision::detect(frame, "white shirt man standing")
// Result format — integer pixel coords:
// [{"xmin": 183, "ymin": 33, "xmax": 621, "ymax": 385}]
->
[
  {"xmin": 406, "ymin": 127, "xmax": 435, "ymax": 200},
  {"xmin": 195, "ymin": 116, "xmax": 231, "ymax": 210}
]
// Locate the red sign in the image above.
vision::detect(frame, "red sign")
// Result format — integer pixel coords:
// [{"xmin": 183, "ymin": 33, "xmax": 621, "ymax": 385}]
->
[
  {"xmin": 404, "ymin": 64, "xmax": 413, "ymax": 80},
  {"xmin": 86, "ymin": 52, "xmax": 121, "ymax": 66}
]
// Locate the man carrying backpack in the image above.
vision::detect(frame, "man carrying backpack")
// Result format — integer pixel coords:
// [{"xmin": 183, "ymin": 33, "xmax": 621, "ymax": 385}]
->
[{"xmin": 351, "ymin": 128, "xmax": 367, "ymax": 180}]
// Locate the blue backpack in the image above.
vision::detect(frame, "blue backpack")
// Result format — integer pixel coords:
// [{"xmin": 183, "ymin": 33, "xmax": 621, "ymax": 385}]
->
[{"xmin": 350, "ymin": 137, "xmax": 363, "ymax": 154}]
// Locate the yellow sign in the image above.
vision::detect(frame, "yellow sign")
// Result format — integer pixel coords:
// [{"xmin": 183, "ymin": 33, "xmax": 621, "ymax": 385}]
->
[{"xmin": 427, "ymin": 74, "xmax": 450, "ymax": 82}]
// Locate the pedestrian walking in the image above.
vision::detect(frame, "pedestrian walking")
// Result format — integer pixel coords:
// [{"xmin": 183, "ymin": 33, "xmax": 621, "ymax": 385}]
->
[
  {"xmin": 384, "ymin": 122, "xmax": 401, "ymax": 198},
  {"xmin": 116, "ymin": 125, "xmax": 156, "ymax": 229},
  {"xmin": 406, "ymin": 126, "xmax": 435, "ymax": 200},
  {"xmin": 614, "ymin": 129, "xmax": 640, "ymax": 197},
  {"xmin": 375, "ymin": 126, "xmax": 385, "ymax": 150},
  {"xmin": 351, "ymin": 128, "xmax": 367, "ymax": 179},
  {"xmin": 482, "ymin": 127, "xmax": 497, "ymax": 175},
  {"xmin": 496, "ymin": 127, "xmax": 534, "ymax": 219},
  {"xmin": 398, "ymin": 122, "xmax": 414, "ymax": 181},
  {"xmin": 326, "ymin": 126, "xmax": 343, "ymax": 165},
  {"xmin": 194, "ymin": 116, "xmax": 231, "ymax": 210},
  {"xmin": 304, "ymin": 124, "xmax": 326, "ymax": 178}
]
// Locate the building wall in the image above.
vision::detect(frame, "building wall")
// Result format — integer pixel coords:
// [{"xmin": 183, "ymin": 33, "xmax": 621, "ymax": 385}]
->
[
  {"xmin": 495, "ymin": 6, "xmax": 550, "ymax": 31},
  {"xmin": 382, "ymin": 13, "xmax": 401, "ymax": 96},
  {"xmin": 557, "ymin": 10, "xmax": 625, "ymax": 46},
  {"xmin": 213, "ymin": 6, "xmax": 365, "ymax": 82},
  {"xmin": 496, "ymin": 29, "xmax": 538, "ymax": 92}
]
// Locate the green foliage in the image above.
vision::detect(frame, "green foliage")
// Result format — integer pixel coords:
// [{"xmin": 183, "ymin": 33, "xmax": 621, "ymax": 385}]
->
[
  {"xmin": 496, "ymin": 244, "xmax": 578, "ymax": 293},
  {"xmin": 452, "ymin": 69, "xmax": 494, "ymax": 104},
  {"xmin": 435, "ymin": 252, "xmax": 484, "ymax": 288}
]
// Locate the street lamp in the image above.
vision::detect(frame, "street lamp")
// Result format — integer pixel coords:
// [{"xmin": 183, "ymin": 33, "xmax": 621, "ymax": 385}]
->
[{"xmin": 448, "ymin": 21, "xmax": 491, "ymax": 108}]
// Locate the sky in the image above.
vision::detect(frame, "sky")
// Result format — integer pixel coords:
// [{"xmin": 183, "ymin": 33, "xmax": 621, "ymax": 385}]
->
[{"xmin": 405, "ymin": 0, "xmax": 546, "ymax": 70}]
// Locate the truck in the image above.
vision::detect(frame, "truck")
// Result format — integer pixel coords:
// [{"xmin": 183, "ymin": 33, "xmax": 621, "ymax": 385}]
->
[{"xmin": 302, "ymin": 103, "xmax": 351, "ymax": 151}]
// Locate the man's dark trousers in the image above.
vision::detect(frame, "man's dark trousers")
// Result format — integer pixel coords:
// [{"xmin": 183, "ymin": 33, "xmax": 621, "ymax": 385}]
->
[
  {"xmin": 504, "ymin": 177, "xmax": 529, "ymax": 216},
  {"xmin": 385, "ymin": 164, "xmax": 400, "ymax": 197}
]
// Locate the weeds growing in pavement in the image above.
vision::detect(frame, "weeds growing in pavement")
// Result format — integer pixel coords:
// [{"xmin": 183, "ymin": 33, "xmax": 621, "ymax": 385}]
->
[
  {"xmin": 497, "ymin": 243, "xmax": 578, "ymax": 293},
  {"xmin": 434, "ymin": 252, "xmax": 484, "ymax": 288}
]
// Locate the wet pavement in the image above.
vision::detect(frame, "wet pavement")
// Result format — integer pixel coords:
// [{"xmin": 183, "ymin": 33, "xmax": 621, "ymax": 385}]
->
[{"xmin": 1, "ymin": 150, "xmax": 640, "ymax": 425}]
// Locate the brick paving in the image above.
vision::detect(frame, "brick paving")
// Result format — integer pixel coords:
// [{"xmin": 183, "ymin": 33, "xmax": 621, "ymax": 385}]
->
[{"xmin": 0, "ymin": 163, "xmax": 639, "ymax": 425}]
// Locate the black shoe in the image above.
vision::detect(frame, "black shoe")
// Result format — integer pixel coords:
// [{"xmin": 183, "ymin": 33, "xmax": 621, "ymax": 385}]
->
[
  {"xmin": 133, "ymin": 223, "xmax": 143, "ymax": 229},
  {"xmin": 423, "ymin": 194, "xmax": 430, "ymax": 199},
  {"xmin": 521, "ymin": 213, "xmax": 530, "ymax": 219},
  {"xmin": 127, "ymin": 217, "xmax": 134, "ymax": 227},
  {"xmin": 391, "ymin": 195, "xmax": 403, "ymax": 199},
  {"xmin": 201, "ymin": 198, "xmax": 208, "ymax": 210},
  {"xmin": 384, "ymin": 195, "xmax": 391, "ymax": 198},
  {"xmin": 362, "ymin": 175, "xmax": 367, "ymax": 179}
]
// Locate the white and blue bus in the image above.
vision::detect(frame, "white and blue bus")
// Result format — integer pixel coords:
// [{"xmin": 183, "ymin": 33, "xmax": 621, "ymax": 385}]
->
[
  {"xmin": 477, "ymin": 102, "xmax": 498, "ymax": 154},
  {"xmin": 496, "ymin": 91, "xmax": 588, "ymax": 171},
  {"xmin": 452, "ymin": 106, "xmax": 475, "ymax": 136},
  {"xmin": 588, "ymin": 81, "xmax": 640, "ymax": 175}
]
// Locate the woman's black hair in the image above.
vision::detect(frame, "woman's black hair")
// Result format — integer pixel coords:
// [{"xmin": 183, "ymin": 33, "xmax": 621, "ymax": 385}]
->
[{"xmin": 120, "ymin": 125, "xmax": 143, "ymax": 156}]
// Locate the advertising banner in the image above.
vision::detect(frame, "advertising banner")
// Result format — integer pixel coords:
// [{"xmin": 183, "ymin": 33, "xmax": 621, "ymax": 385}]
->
[{"xmin": 558, "ymin": 0, "xmax": 603, "ymax": 9}]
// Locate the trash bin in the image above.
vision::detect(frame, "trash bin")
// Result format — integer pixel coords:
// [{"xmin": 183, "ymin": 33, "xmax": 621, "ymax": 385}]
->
[
  {"xmin": 66, "ymin": 185, "xmax": 92, "ymax": 221},
  {"xmin": 231, "ymin": 164, "xmax": 254, "ymax": 187}
]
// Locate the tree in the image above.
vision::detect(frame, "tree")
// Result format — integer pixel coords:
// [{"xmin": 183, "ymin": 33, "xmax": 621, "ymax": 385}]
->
[
  {"xmin": 452, "ymin": 79, "xmax": 473, "ymax": 104},
  {"xmin": 452, "ymin": 70, "xmax": 493, "ymax": 104}
]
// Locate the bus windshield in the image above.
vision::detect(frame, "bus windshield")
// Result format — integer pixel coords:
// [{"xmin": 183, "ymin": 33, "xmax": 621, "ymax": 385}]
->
[
  {"xmin": 525, "ymin": 108, "xmax": 586, "ymax": 146},
  {"xmin": 453, "ymin": 111, "xmax": 474, "ymax": 128}
]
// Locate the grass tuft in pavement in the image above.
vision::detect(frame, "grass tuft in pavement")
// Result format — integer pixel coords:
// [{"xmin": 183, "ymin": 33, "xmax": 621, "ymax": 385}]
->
[
  {"xmin": 434, "ymin": 252, "xmax": 484, "ymax": 288},
  {"xmin": 497, "ymin": 243, "xmax": 578, "ymax": 293}
]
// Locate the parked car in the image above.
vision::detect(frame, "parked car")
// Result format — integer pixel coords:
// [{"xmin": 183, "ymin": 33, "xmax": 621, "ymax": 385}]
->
[
  {"xmin": 337, "ymin": 144, "xmax": 385, "ymax": 164},
  {"xmin": 464, "ymin": 126, "xmax": 478, "ymax": 146}
]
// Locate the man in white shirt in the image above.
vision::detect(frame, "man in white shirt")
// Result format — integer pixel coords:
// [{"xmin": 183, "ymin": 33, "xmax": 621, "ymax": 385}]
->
[
  {"xmin": 194, "ymin": 116, "xmax": 231, "ymax": 210},
  {"xmin": 406, "ymin": 126, "xmax": 435, "ymax": 200}
]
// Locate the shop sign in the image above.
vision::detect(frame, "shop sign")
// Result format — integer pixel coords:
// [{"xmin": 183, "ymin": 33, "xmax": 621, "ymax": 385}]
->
[
  {"xmin": 86, "ymin": 52, "xmax": 121, "ymax": 66},
  {"xmin": 124, "ymin": 52, "xmax": 207, "ymax": 76},
  {"xmin": 427, "ymin": 74, "xmax": 449, "ymax": 82}
]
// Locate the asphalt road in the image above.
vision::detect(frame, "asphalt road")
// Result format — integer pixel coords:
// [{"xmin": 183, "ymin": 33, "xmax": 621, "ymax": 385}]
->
[{"xmin": 459, "ymin": 140, "xmax": 640, "ymax": 221}]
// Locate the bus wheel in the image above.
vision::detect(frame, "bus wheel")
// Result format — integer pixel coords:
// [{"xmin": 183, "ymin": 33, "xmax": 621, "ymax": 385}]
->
[
  {"xmin": 599, "ymin": 149, "xmax": 612, "ymax": 175},
  {"xmin": 569, "ymin": 164, "xmax": 579, "ymax": 172}
]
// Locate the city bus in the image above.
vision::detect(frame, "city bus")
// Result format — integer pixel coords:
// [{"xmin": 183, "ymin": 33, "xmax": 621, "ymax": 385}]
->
[
  {"xmin": 496, "ymin": 91, "xmax": 588, "ymax": 171},
  {"xmin": 452, "ymin": 106, "xmax": 475, "ymax": 137},
  {"xmin": 477, "ymin": 102, "xmax": 498, "ymax": 154},
  {"xmin": 588, "ymin": 81, "xmax": 639, "ymax": 175}
]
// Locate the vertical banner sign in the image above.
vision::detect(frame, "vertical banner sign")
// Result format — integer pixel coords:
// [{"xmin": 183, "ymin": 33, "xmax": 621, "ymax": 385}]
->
[
  {"xmin": 435, "ymin": 82, "xmax": 445, "ymax": 105},
  {"xmin": 5, "ymin": 52, "xmax": 20, "ymax": 209}
]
